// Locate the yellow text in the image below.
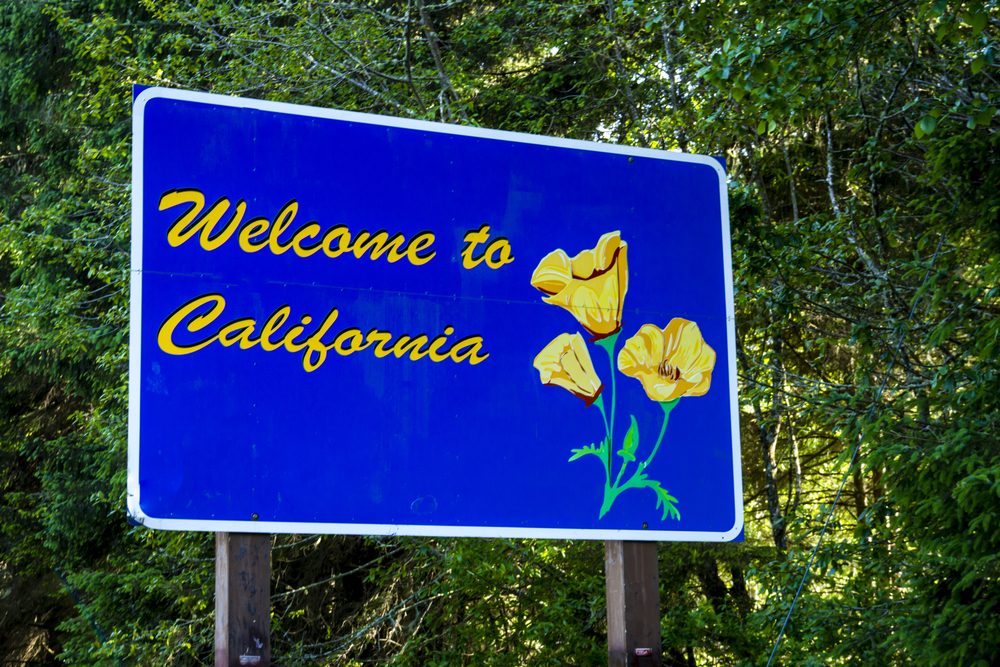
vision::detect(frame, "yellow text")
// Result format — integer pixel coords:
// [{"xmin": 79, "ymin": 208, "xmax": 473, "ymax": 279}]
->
[
  {"xmin": 157, "ymin": 294, "xmax": 490, "ymax": 372},
  {"xmin": 461, "ymin": 224, "xmax": 514, "ymax": 270},
  {"xmin": 160, "ymin": 189, "xmax": 437, "ymax": 266}
]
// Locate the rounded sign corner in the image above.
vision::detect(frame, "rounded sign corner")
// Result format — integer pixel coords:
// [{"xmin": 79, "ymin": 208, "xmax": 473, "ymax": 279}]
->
[
  {"xmin": 132, "ymin": 85, "xmax": 167, "ymax": 114},
  {"xmin": 126, "ymin": 494, "xmax": 159, "ymax": 530},
  {"xmin": 721, "ymin": 514, "xmax": 745, "ymax": 542},
  {"xmin": 685, "ymin": 152, "xmax": 728, "ymax": 185}
]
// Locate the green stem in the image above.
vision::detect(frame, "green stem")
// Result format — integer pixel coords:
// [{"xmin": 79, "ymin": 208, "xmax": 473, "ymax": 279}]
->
[
  {"xmin": 594, "ymin": 332, "xmax": 621, "ymax": 518},
  {"xmin": 594, "ymin": 393, "xmax": 609, "ymax": 438},
  {"xmin": 612, "ymin": 422, "xmax": 633, "ymax": 490},
  {"xmin": 595, "ymin": 333, "xmax": 620, "ymax": 473},
  {"xmin": 600, "ymin": 485, "xmax": 618, "ymax": 518},
  {"xmin": 611, "ymin": 399, "xmax": 681, "ymax": 501},
  {"xmin": 593, "ymin": 394, "xmax": 611, "ymax": 488},
  {"xmin": 642, "ymin": 399, "xmax": 679, "ymax": 471},
  {"xmin": 598, "ymin": 396, "xmax": 683, "ymax": 520},
  {"xmin": 613, "ymin": 458, "xmax": 629, "ymax": 490}
]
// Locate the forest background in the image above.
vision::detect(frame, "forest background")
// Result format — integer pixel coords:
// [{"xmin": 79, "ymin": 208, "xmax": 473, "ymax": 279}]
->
[{"xmin": 1, "ymin": 0, "xmax": 998, "ymax": 665}]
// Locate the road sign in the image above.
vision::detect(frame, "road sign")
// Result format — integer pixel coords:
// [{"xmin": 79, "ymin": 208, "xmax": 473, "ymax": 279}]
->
[{"xmin": 129, "ymin": 87, "xmax": 742, "ymax": 541}]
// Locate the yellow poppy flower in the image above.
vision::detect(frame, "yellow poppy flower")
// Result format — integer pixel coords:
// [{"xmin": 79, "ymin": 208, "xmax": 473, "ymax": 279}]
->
[
  {"xmin": 530, "ymin": 231, "xmax": 628, "ymax": 339},
  {"xmin": 617, "ymin": 319, "xmax": 716, "ymax": 402},
  {"xmin": 534, "ymin": 332, "xmax": 604, "ymax": 405}
]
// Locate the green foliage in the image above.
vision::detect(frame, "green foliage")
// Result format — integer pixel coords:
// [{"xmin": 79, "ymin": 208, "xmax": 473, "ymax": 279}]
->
[{"xmin": 1, "ymin": 0, "xmax": 998, "ymax": 664}]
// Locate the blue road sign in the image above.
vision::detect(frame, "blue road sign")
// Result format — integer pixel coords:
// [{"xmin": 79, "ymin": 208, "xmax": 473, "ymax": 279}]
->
[{"xmin": 129, "ymin": 87, "xmax": 743, "ymax": 541}]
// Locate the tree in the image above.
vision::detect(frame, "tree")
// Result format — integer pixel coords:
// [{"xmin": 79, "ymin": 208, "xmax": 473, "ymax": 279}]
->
[{"xmin": 1, "ymin": 0, "xmax": 997, "ymax": 664}]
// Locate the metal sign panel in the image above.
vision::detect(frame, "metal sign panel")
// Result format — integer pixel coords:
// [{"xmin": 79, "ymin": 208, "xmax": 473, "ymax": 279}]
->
[{"xmin": 129, "ymin": 87, "xmax": 742, "ymax": 541}]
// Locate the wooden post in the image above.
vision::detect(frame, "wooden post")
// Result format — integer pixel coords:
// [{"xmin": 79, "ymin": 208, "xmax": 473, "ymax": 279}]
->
[
  {"xmin": 605, "ymin": 540, "xmax": 661, "ymax": 667},
  {"xmin": 216, "ymin": 533, "xmax": 271, "ymax": 667}
]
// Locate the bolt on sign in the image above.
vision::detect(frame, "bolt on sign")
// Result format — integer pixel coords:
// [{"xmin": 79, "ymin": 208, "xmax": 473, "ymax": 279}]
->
[{"xmin": 129, "ymin": 87, "xmax": 743, "ymax": 541}]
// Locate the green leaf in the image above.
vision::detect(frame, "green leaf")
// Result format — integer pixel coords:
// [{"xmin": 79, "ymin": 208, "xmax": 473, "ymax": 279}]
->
[
  {"xmin": 917, "ymin": 115, "xmax": 937, "ymax": 137},
  {"xmin": 967, "ymin": 11, "xmax": 987, "ymax": 35},
  {"xmin": 569, "ymin": 443, "xmax": 602, "ymax": 462},
  {"xmin": 976, "ymin": 107, "xmax": 996, "ymax": 125},
  {"xmin": 616, "ymin": 448, "xmax": 636, "ymax": 462},
  {"xmin": 617, "ymin": 415, "xmax": 639, "ymax": 464},
  {"xmin": 652, "ymin": 483, "xmax": 681, "ymax": 521}
]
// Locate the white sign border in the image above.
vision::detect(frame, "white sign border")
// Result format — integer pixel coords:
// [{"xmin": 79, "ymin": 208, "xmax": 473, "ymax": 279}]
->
[{"xmin": 128, "ymin": 86, "xmax": 743, "ymax": 542}]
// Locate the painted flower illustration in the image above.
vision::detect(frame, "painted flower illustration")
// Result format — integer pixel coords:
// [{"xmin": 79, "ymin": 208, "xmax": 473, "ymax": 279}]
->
[
  {"xmin": 618, "ymin": 319, "xmax": 716, "ymax": 402},
  {"xmin": 532, "ymin": 232, "xmax": 713, "ymax": 523},
  {"xmin": 534, "ymin": 333, "xmax": 604, "ymax": 405},
  {"xmin": 530, "ymin": 230, "xmax": 628, "ymax": 339}
]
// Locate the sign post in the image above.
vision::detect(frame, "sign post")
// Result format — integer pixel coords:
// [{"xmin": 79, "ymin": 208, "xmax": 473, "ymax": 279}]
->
[
  {"xmin": 606, "ymin": 541, "xmax": 660, "ymax": 666},
  {"xmin": 130, "ymin": 86, "xmax": 742, "ymax": 662},
  {"xmin": 215, "ymin": 533, "xmax": 271, "ymax": 667}
]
